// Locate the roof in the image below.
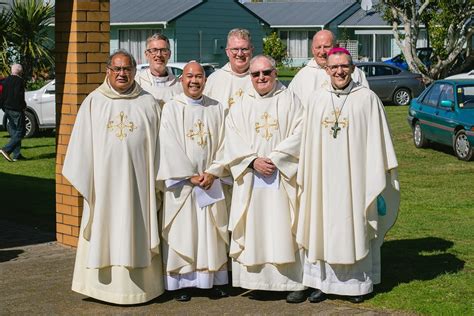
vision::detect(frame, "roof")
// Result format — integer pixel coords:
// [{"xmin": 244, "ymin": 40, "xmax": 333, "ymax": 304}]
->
[
  {"xmin": 339, "ymin": 8, "xmax": 388, "ymax": 27},
  {"xmin": 110, "ymin": 0, "xmax": 204, "ymax": 25},
  {"xmin": 243, "ymin": 1, "xmax": 357, "ymax": 28}
]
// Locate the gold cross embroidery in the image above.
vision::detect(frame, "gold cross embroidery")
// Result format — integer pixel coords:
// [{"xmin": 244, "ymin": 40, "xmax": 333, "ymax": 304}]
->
[
  {"xmin": 255, "ymin": 112, "xmax": 279, "ymax": 141},
  {"xmin": 107, "ymin": 111, "xmax": 137, "ymax": 140},
  {"xmin": 321, "ymin": 108, "xmax": 348, "ymax": 138},
  {"xmin": 228, "ymin": 89, "xmax": 244, "ymax": 108},
  {"xmin": 187, "ymin": 119, "xmax": 210, "ymax": 148}
]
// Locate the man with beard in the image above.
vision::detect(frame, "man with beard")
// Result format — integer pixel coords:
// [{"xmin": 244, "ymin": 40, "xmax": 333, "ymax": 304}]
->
[
  {"xmin": 135, "ymin": 33, "xmax": 182, "ymax": 107},
  {"xmin": 63, "ymin": 49, "xmax": 164, "ymax": 304},
  {"xmin": 157, "ymin": 61, "xmax": 229, "ymax": 302},
  {"xmin": 224, "ymin": 55, "xmax": 305, "ymax": 296},
  {"xmin": 294, "ymin": 48, "xmax": 400, "ymax": 304},
  {"xmin": 204, "ymin": 28, "xmax": 253, "ymax": 113},
  {"xmin": 288, "ymin": 30, "xmax": 369, "ymax": 108}
]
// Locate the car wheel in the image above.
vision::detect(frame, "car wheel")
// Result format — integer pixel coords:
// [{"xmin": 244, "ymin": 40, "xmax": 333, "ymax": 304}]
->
[
  {"xmin": 413, "ymin": 121, "xmax": 428, "ymax": 148},
  {"xmin": 453, "ymin": 130, "xmax": 473, "ymax": 161},
  {"xmin": 393, "ymin": 88, "xmax": 411, "ymax": 106},
  {"xmin": 24, "ymin": 111, "xmax": 37, "ymax": 138}
]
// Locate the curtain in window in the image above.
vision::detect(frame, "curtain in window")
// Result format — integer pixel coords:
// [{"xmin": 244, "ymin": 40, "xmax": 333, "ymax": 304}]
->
[{"xmin": 288, "ymin": 31, "xmax": 307, "ymax": 58}]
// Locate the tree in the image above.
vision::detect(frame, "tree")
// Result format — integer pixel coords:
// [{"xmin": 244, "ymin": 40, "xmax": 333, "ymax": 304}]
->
[
  {"xmin": 263, "ymin": 32, "xmax": 288, "ymax": 67},
  {"xmin": 0, "ymin": 7, "xmax": 12, "ymax": 76},
  {"xmin": 9, "ymin": 0, "xmax": 54, "ymax": 80},
  {"xmin": 377, "ymin": 0, "xmax": 473, "ymax": 82}
]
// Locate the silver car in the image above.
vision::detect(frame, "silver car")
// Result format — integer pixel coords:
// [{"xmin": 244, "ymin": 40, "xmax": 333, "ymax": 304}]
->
[
  {"xmin": 356, "ymin": 62, "xmax": 425, "ymax": 106},
  {"xmin": 0, "ymin": 79, "xmax": 56, "ymax": 138}
]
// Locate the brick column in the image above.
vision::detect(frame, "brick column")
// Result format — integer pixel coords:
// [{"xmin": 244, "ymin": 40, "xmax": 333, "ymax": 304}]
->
[{"xmin": 55, "ymin": 0, "xmax": 110, "ymax": 247}]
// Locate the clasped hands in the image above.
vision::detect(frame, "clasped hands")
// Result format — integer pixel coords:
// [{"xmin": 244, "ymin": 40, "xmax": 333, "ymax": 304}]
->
[
  {"xmin": 190, "ymin": 173, "xmax": 216, "ymax": 190},
  {"xmin": 253, "ymin": 157, "xmax": 276, "ymax": 177}
]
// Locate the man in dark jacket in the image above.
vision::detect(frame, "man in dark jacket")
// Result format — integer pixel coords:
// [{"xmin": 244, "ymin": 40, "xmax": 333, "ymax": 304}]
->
[{"xmin": 0, "ymin": 64, "xmax": 27, "ymax": 162}]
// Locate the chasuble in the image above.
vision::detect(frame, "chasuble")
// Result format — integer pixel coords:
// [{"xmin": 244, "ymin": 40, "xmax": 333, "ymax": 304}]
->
[
  {"xmin": 204, "ymin": 62, "xmax": 252, "ymax": 111},
  {"xmin": 225, "ymin": 82, "xmax": 305, "ymax": 291},
  {"xmin": 297, "ymin": 81, "xmax": 400, "ymax": 295},
  {"xmin": 63, "ymin": 80, "xmax": 164, "ymax": 304},
  {"xmin": 157, "ymin": 93, "xmax": 229, "ymax": 290},
  {"xmin": 135, "ymin": 67, "xmax": 182, "ymax": 107}
]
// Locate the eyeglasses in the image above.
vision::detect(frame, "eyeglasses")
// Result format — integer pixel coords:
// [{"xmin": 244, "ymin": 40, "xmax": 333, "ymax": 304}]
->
[
  {"xmin": 107, "ymin": 66, "xmax": 133, "ymax": 74},
  {"xmin": 146, "ymin": 47, "xmax": 170, "ymax": 55},
  {"xmin": 250, "ymin": 68, "xmax": 274, "ymax": 78},
  {"xmin": 326, "ymin": 64, "xmax": 352, "ymax": 72},
  {"xmin": 228, "ymin": 47, "xmax": 251, "ymax": 55}
]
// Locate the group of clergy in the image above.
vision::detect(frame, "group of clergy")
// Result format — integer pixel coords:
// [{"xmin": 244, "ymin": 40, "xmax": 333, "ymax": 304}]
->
[{"xmin": 62, "ymin": 28, "xmax": 400, "ymax": 306}]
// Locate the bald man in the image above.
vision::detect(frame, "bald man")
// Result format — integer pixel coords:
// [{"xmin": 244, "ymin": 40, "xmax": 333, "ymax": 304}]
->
[
  {"xmin": 288, "ymin": 30, "xmax": 369, "ymax": 108},
  {"xmin": 157, "ymin": 61, "xmax": 229, "ymax": 302}
]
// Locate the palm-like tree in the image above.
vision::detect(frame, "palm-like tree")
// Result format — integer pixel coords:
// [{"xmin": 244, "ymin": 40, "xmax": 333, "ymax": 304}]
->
[
  {"xmin": 9, "ymin": 0, "xmax": 54, "ymax": 80},
  {"xmin": 0, "ymin": 5, "xmax": 12, "ymax": 76}
]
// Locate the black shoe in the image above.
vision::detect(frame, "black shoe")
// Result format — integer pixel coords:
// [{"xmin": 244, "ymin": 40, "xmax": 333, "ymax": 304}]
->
[
  {"xmin": 286, "ymin": 290, "xmax": 307, "ymax": 303},
  {"xmin": 12, "ymin": 154, "xmax": 27, "ymax": 162},
  {"xmin": 0, "ymin": 149, "xmax": 12, "ymax": 162},
  {"xmin": 347, "ymin": 295, "xmax": 364, "ymax": 304},
  {"xmin": 308, "ymin": 289, "xmax": 326, "ymax": 303},
  {"xmin": 175, "ymin": 292, "xmax": 191, "ymax": 302},
  {"xmin": 210, "ymin": 287, "xmax": 229, "ymax": 299}
]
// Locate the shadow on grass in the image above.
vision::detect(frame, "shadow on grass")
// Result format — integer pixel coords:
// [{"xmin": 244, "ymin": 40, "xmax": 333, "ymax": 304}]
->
[
  {"xmin": 375, "ymin": 237, "xmax": 464, "ymax": 294},
  {"xmin": 0, "ymin": 172, "xmax": 55, "ymax": 248}
]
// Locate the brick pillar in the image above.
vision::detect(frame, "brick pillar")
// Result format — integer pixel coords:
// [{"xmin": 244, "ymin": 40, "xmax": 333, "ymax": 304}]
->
[{"xmin": 55, "ymin": 0, "xmax": 110, "ymax": 247}]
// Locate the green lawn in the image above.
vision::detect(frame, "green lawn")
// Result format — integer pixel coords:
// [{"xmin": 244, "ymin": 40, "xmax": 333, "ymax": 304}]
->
[
  {"xmin": 0, "ymin": 131, "xmax": 56, "ymax": 232},
  {"xmin": 0, "ymin": 106, "xmax": 472, "ymax": 314}
]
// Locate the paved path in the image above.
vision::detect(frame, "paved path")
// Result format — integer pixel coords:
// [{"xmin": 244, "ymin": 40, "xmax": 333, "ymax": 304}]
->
[{"xmin": 0, "ymin": 220, "xmax": 411, "ymax": 315}]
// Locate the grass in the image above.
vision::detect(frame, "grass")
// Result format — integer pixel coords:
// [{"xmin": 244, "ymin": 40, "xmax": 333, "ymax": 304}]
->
[
  {"xmin": 0, "ymin": 131, "xmax": 56, "ymax": 232},
  {"xmin": 0, "ymin": 106, "xmax": 473, "ymax": 314}
]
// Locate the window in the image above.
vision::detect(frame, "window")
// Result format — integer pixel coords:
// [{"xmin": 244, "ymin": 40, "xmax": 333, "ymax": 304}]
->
[
  {"xmin": 458, "ymin": 85, "xmax": 474, "ymax": 109},
  {"xmin": 119, "ymin": 29, "xmax": 162, "ymax": 64},
  {"xmin": 421, "ymin": 83, "xmax": 442, "ymax": 107},
  {"xmin": 280, "ymin": 30, "xmax": 315, "ymax": 59},
  {"xmin": 374, "ymin": 65, "xmax": 394, "ymax": 76}
]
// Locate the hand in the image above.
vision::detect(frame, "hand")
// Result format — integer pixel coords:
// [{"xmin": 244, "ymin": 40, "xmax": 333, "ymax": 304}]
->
[
  {"xmin": 190, "ymin": 175, "xmax": 203, "ymax": 186},
  {"xmin": 200, "ymin": 173, "xmax": 216, "ymax": 190},
  {"xmin": 253, "ymin": 157, "xmax": 276, "ymax": 177}
]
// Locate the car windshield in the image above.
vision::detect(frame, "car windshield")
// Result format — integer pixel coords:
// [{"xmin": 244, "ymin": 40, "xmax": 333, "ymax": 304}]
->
[{"xmin": 457, "ymin": 85, "xmax": 474, "ymax": 109}]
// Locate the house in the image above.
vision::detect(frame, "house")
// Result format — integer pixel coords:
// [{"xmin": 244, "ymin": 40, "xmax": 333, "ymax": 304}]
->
[
  {"xmin": 110, "ymin": 0, "xmax": 268, "ymax": 66},
  {"xmin": 338, "ymin": 3, "xmax": 428, "ymax": 62},
  {"xmin": 243, "ymin": 0, "xmax": 359, "ymax": 66}
]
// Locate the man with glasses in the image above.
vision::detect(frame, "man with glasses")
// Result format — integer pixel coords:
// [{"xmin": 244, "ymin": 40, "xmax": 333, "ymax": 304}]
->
[
  {"xmin": 135, "ymin": 33, "xmax": 182, "ymax": 107},
  {"xmin": 294, "ymin": 48, "xmax": 399, "ymax": 304},
  {"xmin": 224, "ymin": 55, "xmax": 305, "ymax": 296},
  {"xmin": 289, "ymin": 30, "xmax": 368, "ymax": 108},
  {"xmin": 63, "ymin": 49, "xmax": 164, "ymax": 305},
  {"xmin": 204, "ymin": 28, "xmax": 254, "ymax": 113}
]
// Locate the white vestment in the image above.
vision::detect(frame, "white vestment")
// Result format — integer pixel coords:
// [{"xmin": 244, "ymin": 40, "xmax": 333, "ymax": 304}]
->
[
  {"xmin": 63, "ymin": 80, "xmax": 164, "ymax": 304},
  {"xmin": 204, "ymin": 62, "xmax": 252, "ymax": 112},
  {"xmin": 297, "ymin": 81, "xmax": 400, "ymax": 296},
  {"xmin": 135, "ymin": 67, "xmax": 182, "ymax": 107},
  {"xmin": 225, "ymin": 82, "xmax": 305, "ymax": 291},
  {"xmin": 157, "ymin": 93, "xmax": 229, "ymax": 290},
  {"xmin": 289, "ymin": 58, "xmax": 369, "ymax": 108}
]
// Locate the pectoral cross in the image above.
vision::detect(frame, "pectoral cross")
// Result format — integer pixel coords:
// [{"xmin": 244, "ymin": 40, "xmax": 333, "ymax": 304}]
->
[
  {"xmin": 187, "ymin": 119, "xmax": 210, "ymax": 148},
  {"xmin": 321, "ymin": 108, "xmax": 348, "ymax": 139},
  {"xmin": 255, "ymin": 112, "xmax": 279, "ymax": 141},
  {"xmin": 331, "ymin": 121, "xmax": 341, "ymax": 138},
  {"xmin": 107, "ymin": 111, "xmax": 137, "ymax": 140}
]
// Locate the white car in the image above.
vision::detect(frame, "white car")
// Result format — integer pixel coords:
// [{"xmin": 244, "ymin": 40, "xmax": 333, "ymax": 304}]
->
[
  {"xmin": 0, "ymin": 79, "xmax": 56, "ymax": 138},
  {"xmin": 137, "ymin": 62, "xmax": 217, "ymax": 78},
  {"xmin": 446, "ymin": 70, "xmax": 474, "ymax": 79}
]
